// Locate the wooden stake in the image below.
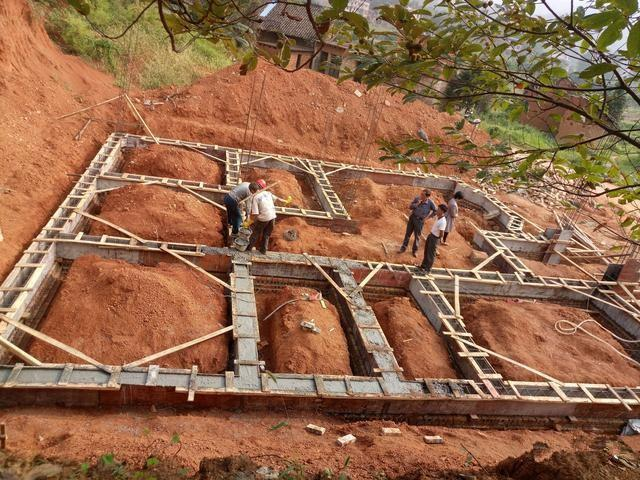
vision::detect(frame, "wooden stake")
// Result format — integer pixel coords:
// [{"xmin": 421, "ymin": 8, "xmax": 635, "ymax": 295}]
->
[
  {"xmin": 302, "ymin": 253, "xmax": 355, "ymax": 306},
  {"xmin": 324, "ymin": 165, "xmax": 353, "ymax": 177},
  {"xmin": 160, "ymin": 245, "xmax": 233, "ymax": 291},
  {"xmin": 0, "ymin": 314, "xmax": 110, "ymax": 373},
  {"xmin": 471, "ymin": 249, "xmax": 504, "ymax": 272},
  {"xmin": 73, "ymin": 209, "xmax": 147, "ymax": 245},
  {"xmin": 183, "ymin": 145, "xmax": 227, "ymax": 165},
  {"xmin": 176, "ymin": 184, "xmax": 225, "ymax": 211},
  {"xmin": 74, "ymin": 119, "xmax": 92, "ymax": 141},
  {"xmin": 125, "ymin": 325, "xmax": 233, "ymax": 367},
  {"xmin": 350, "ymin": 262, "xmax": 383, "ymax": 297},
  {"xmin": 449, "ymin": 334, "xmax": 565, "ymax": 386},
  {"xmin": 124, "ymin": 94, "xmax": 159, "ymax": 144},
  {"xmin": 0, "ymin": 335, "xmax": 41, "ymax": 366},
  {"xmin": 56, "ymin": 95, "xmax": 122, "ymax": 120},
  {"xmin": 554, "ymin": 250, "xmax": 599, "ymax": 282},
  {"xmin": 454, "ymin": 275, "xmax": 460, "ymax": 317}
]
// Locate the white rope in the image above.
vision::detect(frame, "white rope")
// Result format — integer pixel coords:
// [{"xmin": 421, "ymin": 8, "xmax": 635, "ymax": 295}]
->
[{"xmin": 554, "ymin": 318, "xmax": 640, "ymax": 369}]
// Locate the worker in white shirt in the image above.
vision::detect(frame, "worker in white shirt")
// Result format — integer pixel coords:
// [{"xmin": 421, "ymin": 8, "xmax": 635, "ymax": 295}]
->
[
  {"xmin": 246, "ymin": 188, "xmax": 278, "ymax": 254},
  {"xmin": 419, "ymin": 204, "xmax": 448, "ymax": 274},
  {"xmin": 223, "ymin": 179, "xmax": 264, "ymax": 238}
]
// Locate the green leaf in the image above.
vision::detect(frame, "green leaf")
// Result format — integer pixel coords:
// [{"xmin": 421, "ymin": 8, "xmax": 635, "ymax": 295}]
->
[
  {"xmin": 579, "ymin": 63, "xmax": 618, "ymax": 79},
  {"xmin": 628, "ymin": 22, "xmax": 640, "ymax": 57},
  {"xmin": 342, "ymin": 12, "xmax": 369, "ymax": 36},
  {"xmin": 171, "ymin": 433, "xmax": 181, "ymax": 444},
  {"xmin": 146, "ymin": 457, "xmax": 160, "ymax": 468},
  {"xmin": 597, "ymin": 20, "xmax": 625, "ymax": 50},
  {"xmin": 269, "ymin": 421, "xmax": 288, "ymax": 431},
  {"xmin": 582, "ymin": 10, "xmax": 622, "ymax": 30},
  {"xmin": 614, "ymin": 0, "xmax": 638, "ymax": 15},
  {"xmin": 330, "ymin": 0, "xmax": 348, "ymax": 12}
]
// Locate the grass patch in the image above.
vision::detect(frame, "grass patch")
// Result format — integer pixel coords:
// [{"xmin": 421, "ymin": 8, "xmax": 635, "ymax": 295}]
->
[
  {"xmin": 479, "ymin": 112, "xmax": 557, "ymax": 150},
  {"xmin": 34, "ymin": 0, "xmax": 232, "ymax": 89}
]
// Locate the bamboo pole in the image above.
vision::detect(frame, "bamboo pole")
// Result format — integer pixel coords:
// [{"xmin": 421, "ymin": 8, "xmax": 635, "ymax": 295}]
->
[
  {"xmin": 160, "ymin": 246, "xmax": 233, "ymax": 291},
  {"xmin": 56, "ymin": 95, "xmax": 122, "ymax": 120},
  {"xmin": 124, "ymin": 94, "xmax": 159, "ymax": 144},
  {"xmin": 0, "ymin": 335, "xmax": 41, "ymax": 366}
]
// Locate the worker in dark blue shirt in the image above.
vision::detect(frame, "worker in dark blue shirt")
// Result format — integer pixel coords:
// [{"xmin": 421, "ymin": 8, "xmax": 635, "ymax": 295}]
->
[{"xmin": 398, "ymin": 189, "xmax": 437, "ymax": 257}]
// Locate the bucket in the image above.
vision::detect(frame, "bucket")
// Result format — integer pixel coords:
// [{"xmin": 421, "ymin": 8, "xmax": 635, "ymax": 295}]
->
[
  {"xmin": 238, "ymin": 227, "xmax": 252, "ymax": 239},
  {"xmin": 233, "ymin": 236, "xmax": 249, "ymax": 251}
]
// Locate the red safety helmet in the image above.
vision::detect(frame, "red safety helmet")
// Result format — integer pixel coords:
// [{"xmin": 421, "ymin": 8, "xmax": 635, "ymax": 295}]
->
[{"xmin": 256, "ymin": 179, "xmax": 267, "ymax": 189}]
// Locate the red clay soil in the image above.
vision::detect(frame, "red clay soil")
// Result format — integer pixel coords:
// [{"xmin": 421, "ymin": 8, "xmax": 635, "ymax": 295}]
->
[
  {"xmin": 523, "ymin": 258, "xmax": 604, "ymax": 280},
  {"xmin": 121, "ymin": 144, "xmax": 223, "ymax": 184},
  {"xmin": 271, "ymin": 178, "xmax": 484, "ymax": 269},
  {"xmin": 0, "ymin": 406, "xmax": 631, "ymax": 479},
  {"xmin": 89, "ymin": 184, "xmax": 224, "ymax": 246},
  {"xmin": 143, "ymin": 61, "xmax": 489, "ymax": 170},
  {"xmin": 28, "ymin": 255, "xmax": 229, "ymax": 371},
  {"xmin": 256, "ymin": 286, "xmax": 352, "ymax": 375},
  {"xmin": 461, "ymin": 298, "xmax": 640, "ymax": 385},
  {"xmin": 0, "ymin": 0, "xmax": 120, "ymax": 279},
  {"xmin": 242, "ymin": 166, "xmax": 318, "ymax": 209},
  {"xmin": 372, "ymin": 297, "xmax": 457, "ymax": 379}
]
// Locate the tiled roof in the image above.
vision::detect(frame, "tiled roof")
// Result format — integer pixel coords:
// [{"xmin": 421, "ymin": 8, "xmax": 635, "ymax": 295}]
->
[{"xmin": 256, "ymin": 3, "xmax": 325, "ymax": 41}]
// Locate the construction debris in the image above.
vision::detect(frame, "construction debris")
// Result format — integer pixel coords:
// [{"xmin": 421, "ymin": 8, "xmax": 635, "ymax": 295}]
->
[
  {"xmin": 381, "ymin": 427, "xmax": 402, "ymax": 436},
  {"xmin": 305, "ymin": 424, "xmax": 326, "ymax": 436},
  {"xmin": 336, "ymin": 434, "xmax": 356, "ymax": 446},
  {"xmin": 423, "ymin": 435, "xmax": 444, "ymax": 444},
  {"xmin": 300, "ymin": 319, "xmax": 321, "ymax": 334}
]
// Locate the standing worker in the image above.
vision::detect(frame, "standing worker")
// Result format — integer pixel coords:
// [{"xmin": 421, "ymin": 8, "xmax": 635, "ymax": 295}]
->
[
  {"xmin": 246, "ymin": 186, "xmax": 277, "ymax": 254},
  {"xmin": 419, "ymin": 204, "xmax": 448, "ymax": 275},
  {"xmin": 442, "ymin": 191, "xmax": 463, "ymax": 245},
  {"xmin": 399, "ymin": 189, "xmax": 437, "ymax": 257},
  {"xmin": 224, "ymin": 179, "xmax": 265, "ymax": 240}
]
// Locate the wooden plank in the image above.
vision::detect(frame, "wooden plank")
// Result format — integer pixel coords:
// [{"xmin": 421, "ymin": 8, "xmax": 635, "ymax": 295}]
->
[
  {"xmin": 56, "ymin": 95, "xmax": 122, "ymax": 120},
  {"xmin": 0, "ymin": 336, "xmax": 41, "ymax": 366},
  {"xmin": 159, "ymin": 246, "xmax": 233, "ymax": 291},
  {"xmin": 471, "ymin": 249, "xmax": 504, "ymax": 273},
  {"xmin": 553, "ymin": 250, "xmax": 600, "ymax": 282},
  {"xmin": 0, "ymin": 314, "xmax": 110, "ymax": 373},
  {"xmin": 183, "ymin": 145, "xmax": 227, "ymax": 165},
  {"xmin": 188, "ymin": 366, "xmax": 198, "ymax": 401},
  {"xmin": 302, "ymin": 253, "xmax": 355, "ymax": 306},
  {"xmin": 450, "ymin": 333, "xmax": 565, "ymax": 385},
  {"xmin": 607, "ymin": 384, "xmax": 632, "ymax": 411},
  {"xmin": 176, "ymin": 184, "xmax": 225, "ymax": 211},
  {"xmin": 74, "ymin": 209, "xmax": 147, "ymax": 245},
  {"xmin": 350, "ymin": 262, "xmax": 383, "ymax": 297},
  {"xmin": 125, "ymin": 325, "xmax": 233, "ymax": 367},
  {"xmin": 454, "ymin": 275, "xmax": 461, "ymax": 316},
  {"xmin": 123, "ymin": 94, "xmax": 159, "ymax": 144}
]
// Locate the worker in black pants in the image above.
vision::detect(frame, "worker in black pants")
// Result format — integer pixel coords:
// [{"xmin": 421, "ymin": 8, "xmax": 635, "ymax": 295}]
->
[
  {"xmin": 398, "ymin": 189, "xmax": 437, "ymax": 257},
  {"xmin": 419, "ymin": 204, "xmax": 448, "ymax": 275}
]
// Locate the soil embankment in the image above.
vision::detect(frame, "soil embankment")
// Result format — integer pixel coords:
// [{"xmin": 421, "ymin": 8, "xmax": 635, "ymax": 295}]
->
[
  {"xmin": 122, "ymin": 143, "xmax": 223, "ymax": 184},
  {"xmin": 29, "ymin": 255, "xmax": 229, "ymax": 371},
  {"xmin": 256, "ymin": 286, "xmax": 352, "ymax": 375},
  {"xmin": 89, "ymin": 184, "xmax": 225, "ymax": 246},
  {"xmin": 373, "ymin": 297, "xmax": 457, "ymax": 379},
  {"xmin": 462, "ymin": 298, "xmax": 640, "ymax": 385}
]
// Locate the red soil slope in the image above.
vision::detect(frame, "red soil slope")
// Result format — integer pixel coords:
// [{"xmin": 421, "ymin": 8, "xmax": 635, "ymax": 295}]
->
[
  {"xmin": 143, "ymin": 61, "xmax": 488, "ymax": 169},
  {"xmin": 29, "ymin": 255, "xmax": 229, "ymax": 371},
  {"xmin": 0, "ymin": 0, "xmax": 119, "ymax": 278}
]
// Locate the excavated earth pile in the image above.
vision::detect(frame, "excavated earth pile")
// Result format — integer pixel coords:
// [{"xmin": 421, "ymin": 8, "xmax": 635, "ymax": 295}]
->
[
  {"xmin": 372, "ymin": 297, "xmax": 457, "ymax": 379},
  {"xmin": 461, "ymin": 298, "xmax": 640, "ymax": 386},
  {"xmin": 121, "ymin": 144, "xmax": 223, "ymax": 184},
  {"xmin": 242, "ymin": 167, "xmax": 319, "ymax": 210},
  {"xmin": 89, "ymin": 184, "xmax": 225, "ymax": 246},
  {"xmin": 28, "ymin": 255, "xmax": 229, "ymax": 371},
  {"xmin": 256, "ymin": 286, "xmax": 352, "ymax": 375}
]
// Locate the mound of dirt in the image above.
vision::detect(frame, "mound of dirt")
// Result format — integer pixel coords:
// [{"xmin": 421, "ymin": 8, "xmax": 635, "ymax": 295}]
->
[
  {"xmin": 28, "ymin": 255, "xmax": 229, "ymax": 371},
  {"xmin": 121, "ymin": 144, "xmax": 223, "ymax": 184},
  {"xmin": 256, "ymin": 286, "xmax": 352, "ymax": 375},
  {"xmin": 89, "ymin": 184, "xmax": 224, "ymax": 246},
  {"xmin": 271, "ymin": 178, "xmax": 480, "ymax": 269},
  {"xmin": 461, "ymin": 298, "xmax": 640, "ymax": 385},
  {"xmin": 242, "ymin": 167, "xmax": 317, "ymax": 209},
  {"xmin": 372, "ymin": 297, "xmax": 457, "ymax": 379},
  {"xmin": 143, "ymin": 61, "xmax": 489, "ymax": 170}
]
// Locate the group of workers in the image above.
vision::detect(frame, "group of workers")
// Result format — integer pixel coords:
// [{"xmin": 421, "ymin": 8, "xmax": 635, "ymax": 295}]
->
[
  {"xmin": 399, "ymin": 189, "xmax": 463, "ymax": 275},
  {"xmin": 224, "ymin": 178, "xmax": 462, "ymax": 274}
]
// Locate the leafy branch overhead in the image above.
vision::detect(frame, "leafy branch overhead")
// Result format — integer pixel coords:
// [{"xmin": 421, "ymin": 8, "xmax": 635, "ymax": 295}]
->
[{"xmin": 67, "ymin": 0, "xmax": 640, "ymax": 238}]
